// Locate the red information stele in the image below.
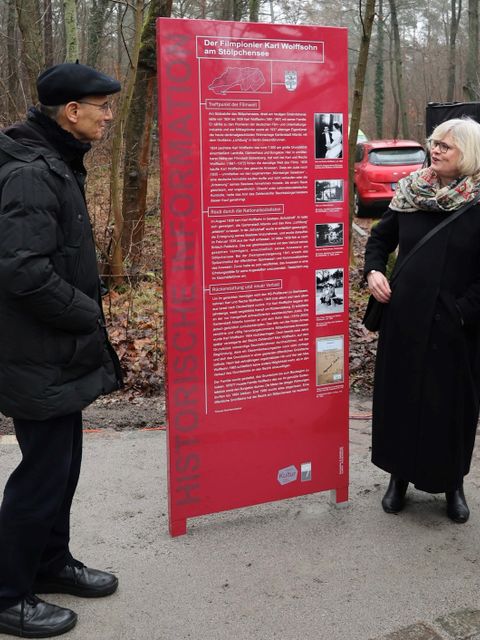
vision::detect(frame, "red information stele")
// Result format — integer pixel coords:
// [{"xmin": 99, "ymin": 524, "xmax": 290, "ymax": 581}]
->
[{"xmin": 156, "ymin": 17, "xmax": 349, "ymax": 536}]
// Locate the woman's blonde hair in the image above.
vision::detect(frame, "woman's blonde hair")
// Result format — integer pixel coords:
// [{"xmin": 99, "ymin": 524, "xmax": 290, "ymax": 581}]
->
[{"xmin": 429, "ymin": 117, "xmax": 480, "ymax": 176}]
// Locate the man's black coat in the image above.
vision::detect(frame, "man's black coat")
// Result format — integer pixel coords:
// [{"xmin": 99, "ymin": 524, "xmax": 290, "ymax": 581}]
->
[{"xmin": 0, "ymin": 110, "xmax": 122, "ymax": 421}]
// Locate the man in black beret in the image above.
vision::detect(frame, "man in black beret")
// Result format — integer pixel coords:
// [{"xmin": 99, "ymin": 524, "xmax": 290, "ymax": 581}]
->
[
  {"xmin": 0, "ymin": 62, "xmax": 123, "ymax": 637},
  {"xmin": 37, "ymin": 62, "xmax": 121, "ymax": 106}
]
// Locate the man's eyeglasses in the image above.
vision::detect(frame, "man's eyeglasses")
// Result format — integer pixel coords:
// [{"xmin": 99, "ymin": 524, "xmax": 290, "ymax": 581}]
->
[
  {"xmin": 77, "ymin": 100, "xmax": 112, "ymax": 113},
  {"xmin": 428, "ymin": 138, "xmax": 455, "ymax": 154}
]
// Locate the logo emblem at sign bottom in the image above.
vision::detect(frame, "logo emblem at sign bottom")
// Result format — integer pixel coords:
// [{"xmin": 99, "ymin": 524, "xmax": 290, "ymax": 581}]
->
[{"xmin": 277, "ymin": 465, "xmax": 298, "ymax": 485}]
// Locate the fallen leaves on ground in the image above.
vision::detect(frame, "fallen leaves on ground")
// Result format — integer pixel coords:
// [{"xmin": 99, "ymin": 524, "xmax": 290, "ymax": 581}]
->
[
  {"xmin": 104, "ymin": 282, "xmax": 164, "ymax": 396},
  {"xmin": 349, "ymin": 219, "xmax": 377, "ymax": 396}
]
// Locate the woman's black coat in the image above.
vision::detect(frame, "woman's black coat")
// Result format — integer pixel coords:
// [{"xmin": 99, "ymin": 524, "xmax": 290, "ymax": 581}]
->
[
  {"xmin": 364, "ymin": 204, "xmax": 480, "ymax": 492},
  {"xmin": 0, "ymin": 117, "xmax": 122, "ymax": 421}
]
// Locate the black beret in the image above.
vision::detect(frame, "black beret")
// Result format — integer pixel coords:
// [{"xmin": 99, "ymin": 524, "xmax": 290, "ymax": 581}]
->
[{"xmin": 37, "ymin": 62, "xmax": 121, "ymax": 106}]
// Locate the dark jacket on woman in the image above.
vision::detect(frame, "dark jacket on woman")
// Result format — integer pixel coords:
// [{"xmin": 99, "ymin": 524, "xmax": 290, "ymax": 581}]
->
[
  {"xmin": 0, "ymin": 109, "xmax": 122, "ymax": 421},
  {"xmin": 364, "ymin": 205, "xmax": 480, "ymax": 493}
]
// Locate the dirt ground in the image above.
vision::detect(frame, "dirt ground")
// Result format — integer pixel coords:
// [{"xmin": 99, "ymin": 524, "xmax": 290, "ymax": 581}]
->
[{"xmin": 0, "ymin": 391, "xmax": 166, "ymax": 436}]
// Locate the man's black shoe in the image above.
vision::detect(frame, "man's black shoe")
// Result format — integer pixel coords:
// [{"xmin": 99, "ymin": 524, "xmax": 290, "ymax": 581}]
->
[
  {"xmin": 446, "ymin": 486, "xmax": 470, "ymax": 523},
  {"xmin": 0, "ymin": 595, "xmax": 76, "ymax": 638},
  {"xmin": 381, "ymin": 475, "xmax": 409, "ymax": 513},
  {"xmin": 33, "ymin": 561, "xmax": 118, "ymax": 598}
]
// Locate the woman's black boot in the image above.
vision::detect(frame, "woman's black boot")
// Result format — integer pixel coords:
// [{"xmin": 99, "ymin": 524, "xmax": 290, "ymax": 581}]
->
[
  {"xmin": 446, "ymin": 485, "xmax": 469, "ymax": 523},
  {"xmin": 381, "ymin": 475, "xmax": 409, "ymax": 513}
]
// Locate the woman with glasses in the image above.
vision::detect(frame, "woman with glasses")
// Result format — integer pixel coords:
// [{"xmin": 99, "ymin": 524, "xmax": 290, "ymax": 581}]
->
[{"xmin": 364, "ymin": 117, "xmax": 480, "ymax": 523}]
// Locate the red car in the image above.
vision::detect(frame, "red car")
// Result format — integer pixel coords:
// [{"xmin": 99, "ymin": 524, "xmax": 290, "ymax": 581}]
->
[{"xmin": 354, "ymin": 139, "xmax": 426, "ymax": 216}]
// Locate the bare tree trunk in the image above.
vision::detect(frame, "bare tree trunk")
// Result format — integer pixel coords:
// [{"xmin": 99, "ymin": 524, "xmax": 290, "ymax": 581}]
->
[
  {"xmin": 120, "ymin": 80, "xmax": 155, "ymax": 271},
  {"xmin": 249, "ymin": 0, "xmax": 260, "ymax": 21},
  {"xmin": 7, "ymin": 0, "xmax": 20, "ymax": 121},
  {"xmin": 87, "ymin": 0, "xmax": 111, "ymax": 67},
  {"xmin": 269, "ymin": 0, "xmax": 275, "ymax": 22},
  {"xmin": 120, "ymin": 0, "xmax": 173, "ymax": 271},
  {"xmin": 220, "ymin": 0, "xmax": 234, "ymax": 19},
  {"xmin": 464, "ymin": 0, "xmax": 479, "ymax": 100},
  {"xmin": 108, "ymin": 0, "xmax": 144, "ymax": 283},
  {"xmin": 15, "ymin": 0, "xmax": 44, "ymax": 102},
  {"xmin": 447, "ymin": 0, "xmax": 462, "ymax": 101},
  {"xmin": 116, "ymin": 4, "xmax": 123, "ymax": 69},
  {"xmin": 389, "ymin": 0, "xmax": 409, "ymax": 138},
  {"xmin": 58, "ymin": 0, "xmax": 66, "ymax": 60},
  {"xmin": 44, "ymin": 0, "xmax": 53, "ymax": 67},
  {"xmin": 233, "ymin": 0, "xmax": 246, "ymax": 20},
  {"xmin": 389, "ymin": 36, "xmax": 399, "ymax": 138},
  {"xmin": 374, "ymin": 0, "xmax": 384, "ymax": 138},
  {"xmin": 349, "ymin": 0, "xmax": 376, "ymax": 260},
  {"xmin": 64, "ymin": 0, "xmax": 79, "ymax": 61}
]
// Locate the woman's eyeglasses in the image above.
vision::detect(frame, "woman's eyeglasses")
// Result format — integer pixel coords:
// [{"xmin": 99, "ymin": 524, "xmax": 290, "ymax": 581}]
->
[{"xmin": 428, "ymin": 138, "xmax": 455, "ymax": 154}]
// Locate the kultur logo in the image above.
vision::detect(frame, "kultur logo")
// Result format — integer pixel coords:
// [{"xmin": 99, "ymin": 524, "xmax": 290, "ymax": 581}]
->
[{"xmin": 277, "ymin": 465, "xmax": 298, "ymax": 485}]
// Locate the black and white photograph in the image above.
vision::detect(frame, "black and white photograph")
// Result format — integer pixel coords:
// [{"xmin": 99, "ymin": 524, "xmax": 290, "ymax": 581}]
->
[
  {"xmin": 315, "ymin": 179, "xmax": 344, "ymax": 203},
  {"xmin": 314, "ymin": 112, "xmax": 343, "ymax": 160},
  {"xmin": 315, "ymin": 223, "xmax": 344, "ymax": 248},
  {"xmin": 315, "ymin": 268, "xmax": 344, "ymax": 315}
]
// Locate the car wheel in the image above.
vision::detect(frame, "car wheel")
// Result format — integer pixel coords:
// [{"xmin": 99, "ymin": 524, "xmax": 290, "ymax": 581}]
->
[{"xmin": 354, "ymin": 188, "xmax": 367, "ymax": 217}]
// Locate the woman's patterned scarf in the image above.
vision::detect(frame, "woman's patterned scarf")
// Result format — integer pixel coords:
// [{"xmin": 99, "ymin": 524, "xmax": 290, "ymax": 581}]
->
[{"xmin": 390, "ymin": 166, "xmax": 480, "ymax": 212}]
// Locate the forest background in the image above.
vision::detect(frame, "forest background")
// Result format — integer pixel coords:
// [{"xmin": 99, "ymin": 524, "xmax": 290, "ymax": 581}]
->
[{"xmin": 0, "ymin": 0, "xmax": 477, "ymax": 397}]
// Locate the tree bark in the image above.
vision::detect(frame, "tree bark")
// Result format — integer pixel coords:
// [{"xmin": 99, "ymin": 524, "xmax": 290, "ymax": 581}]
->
[
  {"xmin": 43, "ymin": 0, "xmax": 53, "ymax": 67},
  {"xmin": 249, "ymin": 0, "xmax": 260, "ymax": 21},
  {"xmin": 464, "ymin": 0, "xmax": 479, "ymax": 100},
  {"xmin": 64, "ymin": 0, "xmax": 79, "ymax": 62},
  {"xmin": 389, "ymin": 35, "xmax": 399, "ymax": 139},
  {"xmin": 374, "ymin": 0, "xmax": 384, "ymax": 138},
  {"xmin": 15, "ymin": 0, "xmax": 44, "ymax": 102},
  {"xmin": 348, "ymin": 0, "xmax": 376, "ymax": 260},
  {"xmin": 447, "ymin": 0, "xmax": 462, "ymax": 102},
  {"xmin": 269, "ymin": 0, "xmax": 275, "ymax": 22},
  {"xmin": 220, "ymin": 0, "xmax": 234, "ymax": 19},
  {"xmin": 233, "ymin": 0, "xmax": 246, "ymax": 20},
  {"xmin": 389, "ymin": 0, "xmax": 410, "ymax": 138},
  {"xmin": 116, "ymin": 3, "xmax": 123, "ymax": 69},
  {"xmin": 120, "ymin": 0, "xmax": 173, "ymax": 271},
  {"xmin": 111, "ymin": 0, "xmax": 172, "ymax": 281},
  {"xmin": 87, "ymin": 0, "xmax": 111, "ymax": 67},
  {"xmin": 109, "ymin": 0, "xmax": 144, "ymax": 283},
  {"xmin": 7, "ymin": 0, "xmax": 20, "ymax": 121}
]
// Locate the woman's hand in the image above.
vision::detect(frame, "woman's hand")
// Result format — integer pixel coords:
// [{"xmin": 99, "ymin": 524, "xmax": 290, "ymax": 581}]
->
[{"xmin": 367, "ymin": 270, "xmax": 391, "ymax": 303}]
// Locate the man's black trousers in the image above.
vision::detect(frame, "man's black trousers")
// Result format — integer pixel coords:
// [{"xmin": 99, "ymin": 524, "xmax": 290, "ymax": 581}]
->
[{"xmin": 0, "ymin": 411, "xmax": 83, "ymax": 611}]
